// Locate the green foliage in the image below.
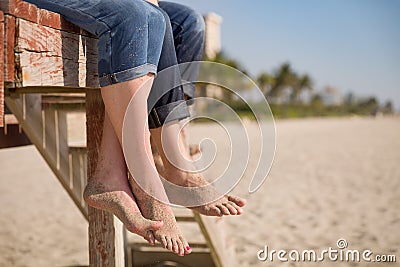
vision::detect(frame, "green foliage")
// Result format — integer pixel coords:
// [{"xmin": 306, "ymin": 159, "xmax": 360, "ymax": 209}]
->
[
  {"xmin": 381, "ymin": 101, "xmax": 394, "ymax": 114},
  {"xmin": 203, "ymin": 51, "xmax": 394, "ymax": 119},
  {"xmin": 256, "ymin": 72, "xmax": 274, "ymax": 95},
  {"xmin": 204, "ymin": 51, "xmax": 248, "ymax": 75}
]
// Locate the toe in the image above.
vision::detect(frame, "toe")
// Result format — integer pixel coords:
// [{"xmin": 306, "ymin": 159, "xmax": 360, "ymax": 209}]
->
[
  {"xmin": 217, "ymin": 204, "xmax": 230, "ymax": 215},
  {"xmin": 224, "ymin": 203, "xmax": 238, "ymax": 215},
  {"xmin": 128, "ymin": 218, "xmax": 163, "ymax": 242},
  {"xmin": 176, "ymin": 237, "xmax": 185, "ymax": 256},
  {"xmin": 228, "ymin": 195, "xmax": 246, "ymax": 207},
  {"xmin": 172, "ymin": 238, "xmax": 180, "ymax": 255},
  {"xmin": 211, "ymin": 206, "xmax": 223, "ymax": 217},
  {"xmin": 166, "ymin": 237, "xmax": 173, "ymax": 252},
  {"xmin": 229, "ymin": 202, "xmax": 243, "ymax": 215},
  {"xmin": 160, "ymin": 235, "xmax": 168, "ymax": 248},
  {"xmin": 147, "ymin": 231, "xmax": 155, "ymax": 245},
  {"xmin": 180, "ymin": 236, "xmax": 191, "ymax": 254},
  {"xmin": 205, "ymin": 205, "xmax": 223, "ymax": 216}
]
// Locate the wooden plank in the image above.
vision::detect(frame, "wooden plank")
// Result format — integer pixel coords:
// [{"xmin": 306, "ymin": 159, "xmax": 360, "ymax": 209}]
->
[
  {"xmin": 37, "ymin": 8, "xmax": 85, "ymax": 35},
  {"xmin": 82, "ymin": 35, "xmax": 99, "ymax": 88},
  {"xmin": 87, "ymin": 89, "xmax": 125, "ymax": 267},
  {"xmin": 0, "ymin": 10, "xmax": 4, "ymax": 127},
  {"xmin": 68, "ymin": 146, "xmax": 87, "ymax": 210},
  {"xmin": 15, "ymin": 18, "xmax": 98, "ymax": 87},
  {"xmin": 6, "ymin": 86, "xmax": 92, "ymax": 94},
  {"xmin": 37, "ymin": 8, "xmax": 60, "ymax": 29},
  {"xmin": 129, "ymin": 244, "xmax": 215, "ymax": 267},
  {"xmin": 56, "ymin": 109, "xmax": 71, "ymax": 200},
  {"xmin": 172, "ymin": 207, "xmax": 196, "ymax": 222},
  {"xmin": 4, "ymin": 113, "xmax": 18, "ymax": 124},
  {"xmin": 71, "ymin": 146, "xmax": 85, "ymax": 207},
  {"xmin": 43, "ymin": 107, "xmax": 56, "ymax": 166},
  {"xmin": 42, "ymin": 97, "xmax": 86, "ymax": 111},
  {"xmin": 193, "ymin": 213, "xmax": 235, "ymax": 267},
  {"xmin": 37, "ymin": 8, "xmax": 90, "ymax": 35},
  {"xmin": 66, "ymin": 111, "xmax": 86, "ymax": 146},
  {"xmin": 0, "ymin": 0, "xmax": 37, "ymax": 23},
  {"xmin": 0, "ymin": 0, "xmax": 85, "ymax": 34},
  {"xmin": 4, "ymin": 15, "xmax": 15, "ymax": 83}
]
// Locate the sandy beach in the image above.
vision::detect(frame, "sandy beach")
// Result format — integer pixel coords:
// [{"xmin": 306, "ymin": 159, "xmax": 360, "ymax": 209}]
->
[{"xmin": 0, "ymin": 116, "xmax": 399, "ymax": 266}]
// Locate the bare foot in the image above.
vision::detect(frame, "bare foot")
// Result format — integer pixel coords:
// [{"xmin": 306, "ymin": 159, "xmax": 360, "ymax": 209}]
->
[
  {"xmin": 83, "ymin": 172, "xmax": 163, "ymax": 245},
  {"xmin": 128, "ymin": 174, "xmax": 191, "ymax": 256},
  {"xmin": 149, "ymin": 124, "xmax": 246, "ymax": 217},
  {"xmin": 160, "ymin": 166, "xmax": 246, "ymax": 217}
]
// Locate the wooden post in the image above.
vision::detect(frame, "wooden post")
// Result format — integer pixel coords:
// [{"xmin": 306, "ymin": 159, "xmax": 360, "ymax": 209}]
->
[
  {"xmin": 0, "ymin": 10, "xmax": 4, "ymax": 127},
  {"xmin": 86, "ymin": 89, "xmax": 125, "ymax": 267}
]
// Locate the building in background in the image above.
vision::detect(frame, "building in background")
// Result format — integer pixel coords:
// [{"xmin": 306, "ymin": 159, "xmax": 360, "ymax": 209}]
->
[
  {"xmin": 203, "ymin": 13, "xmax": 222, "ymax": 60},
  {"xmin": 322, "ymin": 86, "xmax": 343, "ymax": 106},
  {"xmin": 201, "ymin": 13, "xmax": 224, "ymax": 100}
]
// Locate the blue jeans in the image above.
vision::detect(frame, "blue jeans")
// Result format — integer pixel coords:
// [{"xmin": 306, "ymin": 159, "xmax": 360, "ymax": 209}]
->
[
  {"xmin": 148, "ymin": 1, "xmax": 205, "ymax": 127},
  {"xmin": 159, "ymin": 1, "xmax": 205, "ymax": 99},
  {"xmin": 24, "ymin": 0, "xmax": 204, "ymax": 128}
]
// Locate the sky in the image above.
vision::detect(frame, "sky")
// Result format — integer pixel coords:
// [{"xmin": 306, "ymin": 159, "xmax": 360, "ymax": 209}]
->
[{"xmin": 172, "ymin": 0, "xmax": 400, "ymax": 109}]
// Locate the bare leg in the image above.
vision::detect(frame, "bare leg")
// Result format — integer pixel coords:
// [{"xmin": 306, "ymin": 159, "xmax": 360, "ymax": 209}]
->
[
  {"xmin": 151, "ymin": 123, "xmax": 247, "ymax": 216},
  {"xmin": 84, "ymin": 113, "xmax": 162, "ymax": 244},
  {"xmin": 100, "ymin": 74, "xmax": 190, "ymax": 256}
]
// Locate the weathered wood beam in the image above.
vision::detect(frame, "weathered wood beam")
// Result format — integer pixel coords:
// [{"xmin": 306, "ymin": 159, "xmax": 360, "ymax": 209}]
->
[
  {"xmin": 15, "ymin": 18, "xmax": 98, "ymax": 88},
  {"xmin": 6, "ymin": 85, "xmax": 97, "ymax": 95},
  {"xmin": 4, "ymin": 14, "xmax": 15, "ymax": 83},
  {"xmin": 0, "ymin": 0, "xmax": 85, "ymax": 34},
  {"xmin": 86, "ymin": 89, "xmax": 125, "ymax": 267},
  {"xmin": 1, "ymin": 10, "xmax": 4, "ymax": 127},
  {"xmin": 193, "ymin": 213, "xmax": 235, "ymax": 267},
  {"xmin": 0, "ymin": 0, "xmax": 37, "ymax": 23}
]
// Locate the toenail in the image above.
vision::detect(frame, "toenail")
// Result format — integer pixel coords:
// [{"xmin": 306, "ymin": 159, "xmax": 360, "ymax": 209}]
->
[{"xmin": 186, "ymin": 246, "xmax": 191, "ymax": 250}]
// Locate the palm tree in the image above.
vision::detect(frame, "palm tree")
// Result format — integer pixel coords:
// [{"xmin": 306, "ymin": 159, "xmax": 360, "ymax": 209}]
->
[
  {"xmin": 202, "ymin": 51, "xmax": 252, "ymax": 104},
  {"xmin": 290, "ymin": 74, "xmax": 313, "ymax": 103},
  {"xmin": 256, "ymin": 72, "xmax": 274, "ymax": 95},
  {"xmin": 381, "ymin": 101, "xmax": 394, "ymax": 114},
  {"xmin": 268, "ymin": 62, "xmax": 295, "ymax": 99}
]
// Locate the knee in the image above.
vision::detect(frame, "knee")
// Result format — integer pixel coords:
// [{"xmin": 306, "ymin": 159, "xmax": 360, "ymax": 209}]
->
[
  {"xmin": 157, "ymin": 7, "xmax": 170, "ymax": 24},
  {"xmin": 147, "ymin": 7, "xmax": 167, "ymax": 35},
  {"xmin": 116, "ymin": 1, "xmax": 166, "ymax": 33},
  {"xmin": 186, "ymin": 9, "xmax": 205, "ymax": 37},
  {"xmin": 155, "ymin": 7, "xmax": 171, "ymax": 34}
]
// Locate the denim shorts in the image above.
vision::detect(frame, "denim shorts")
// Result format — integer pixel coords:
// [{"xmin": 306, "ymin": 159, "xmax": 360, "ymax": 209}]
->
[{"xmin": 25, "ymin": 0, "xmax": 166, "ymax": 87}]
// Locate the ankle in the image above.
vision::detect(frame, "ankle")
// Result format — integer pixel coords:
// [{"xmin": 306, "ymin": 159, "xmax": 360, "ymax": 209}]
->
[
  {"xmin": 91, "ymin": 167, "xmax": 127, "ymax": 186},
  {"xmin": 162, "ymin": 158, "xmax": 196, "ymax": 174}
]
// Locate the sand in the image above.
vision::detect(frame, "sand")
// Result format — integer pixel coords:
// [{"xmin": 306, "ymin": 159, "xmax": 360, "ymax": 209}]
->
[{"xmin": 0, "ymin": 116, "xmax": 399, "ymax": 266}]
